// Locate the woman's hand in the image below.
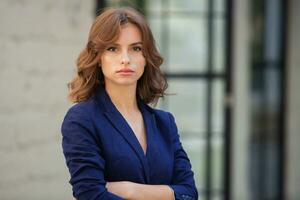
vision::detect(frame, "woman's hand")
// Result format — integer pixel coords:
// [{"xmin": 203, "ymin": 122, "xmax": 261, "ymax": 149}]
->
[{"xmin": 106, "ymin": 181, "xmax": 135, "ymax": 199}]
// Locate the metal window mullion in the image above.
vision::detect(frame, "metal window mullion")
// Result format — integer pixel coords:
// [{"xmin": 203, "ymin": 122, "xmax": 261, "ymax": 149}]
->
[
  {"xmin": 205, "ymin": 0, "xmax": 215, "ymax": 199},
  {"xmin": 278, "ymin": 0, "xmax": 287, "ymax": 199},
  {"xmin": 224, "ymin": 0, "xmax": 233, "ymax": 199}
]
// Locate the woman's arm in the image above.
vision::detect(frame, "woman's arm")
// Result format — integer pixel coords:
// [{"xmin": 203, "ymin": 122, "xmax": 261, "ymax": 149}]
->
[
  {"xmin": 106, "ymin": 181, "xmax": 174, "ymax": 200},
  {"xmin": 167, "ymin": 112, "xmax": 198, "ymax": 200},
  {"xmin": 61, "ymin": 107, "xmax": 124, "ymax": 200}
]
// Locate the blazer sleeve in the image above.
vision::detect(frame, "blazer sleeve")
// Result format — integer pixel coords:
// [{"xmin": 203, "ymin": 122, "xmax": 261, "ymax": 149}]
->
[
  {"xmin": 167, "ymin": 112, "xmax": 199, "ymax": 200},
  {"xmin": 61, "ymin": 107, "xmax": 123, "ymax": 200}
]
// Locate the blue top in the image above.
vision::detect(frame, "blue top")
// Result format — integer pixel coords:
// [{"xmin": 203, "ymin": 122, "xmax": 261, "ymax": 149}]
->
[{"xmin": 61, "ymin": 86, "xmax": 198, "ymax": 200}]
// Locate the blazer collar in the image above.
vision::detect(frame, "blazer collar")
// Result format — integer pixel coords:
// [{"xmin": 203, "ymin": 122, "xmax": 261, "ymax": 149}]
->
[{"xmin": 94, "ymin": 86, "xmax": 155, "ymax": 183}]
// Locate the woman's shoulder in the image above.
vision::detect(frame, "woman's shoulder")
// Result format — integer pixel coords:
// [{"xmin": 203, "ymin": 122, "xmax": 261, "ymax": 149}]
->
[{"xmin": 63, "ymin": 96, "xmax": 98, "ymax": 121}]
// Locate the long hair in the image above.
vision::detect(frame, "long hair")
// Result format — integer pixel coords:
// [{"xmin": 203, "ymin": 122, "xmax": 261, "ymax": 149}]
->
[{"xmin": 68, "ymin": 7, "xmax": 167, "ymax": 105}]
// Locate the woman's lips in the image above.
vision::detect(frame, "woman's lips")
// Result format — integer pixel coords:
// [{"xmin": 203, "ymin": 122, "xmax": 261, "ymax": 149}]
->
[{"xmin": 116, "ymin": 68, "xmax": 134, "ymax": 75}]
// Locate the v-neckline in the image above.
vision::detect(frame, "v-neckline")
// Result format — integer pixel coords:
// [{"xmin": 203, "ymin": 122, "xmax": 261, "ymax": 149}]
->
[
  {"xmin": 100, "ymin": 88, "xmax": 150, "ymax": 157},
  {"xmin": 118, "ymin": 107, "xmax": 148, "ymax": 157}
]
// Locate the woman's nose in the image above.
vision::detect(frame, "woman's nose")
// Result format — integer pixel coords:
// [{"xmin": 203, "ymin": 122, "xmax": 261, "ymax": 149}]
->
[{"xmin": 121, "ymin": 51, "xmax": 130, "ymax": 65}]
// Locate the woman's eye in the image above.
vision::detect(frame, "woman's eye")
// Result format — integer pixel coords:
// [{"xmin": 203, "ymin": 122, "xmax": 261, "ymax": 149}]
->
[
  {"xmin": 133, "ymin": 46, "xmax": 142, "ymax": 52},
  {"xmin": 107, "ymin": 47, "xmax": 117, "ymax": 52}
]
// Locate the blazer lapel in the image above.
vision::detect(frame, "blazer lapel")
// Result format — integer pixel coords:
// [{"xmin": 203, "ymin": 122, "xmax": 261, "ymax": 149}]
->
[
  {"xmin": 138, "ymin": 101, "xmax": 159, "ymax": 159},
  {"xmin": 95, "ymin": 87, "xmax": 150, "ymax": 182},
  {"xmin": 139, "ymin": 102, "xmax": 160, "ymax": 176}
]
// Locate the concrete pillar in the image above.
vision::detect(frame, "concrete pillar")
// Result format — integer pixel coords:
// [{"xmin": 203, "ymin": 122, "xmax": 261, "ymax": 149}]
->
[
  {"xmin": 285, "ymin": 0, "xmax": 300, "ymax": 199},
  {"xmin": 231, "ymin": 0, "xmax": 251, "ymax": 199}
]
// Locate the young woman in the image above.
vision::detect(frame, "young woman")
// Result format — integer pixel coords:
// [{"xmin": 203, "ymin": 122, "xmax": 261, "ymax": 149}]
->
[{"xmin": 61, "ymin": 7, "xmax": 198, "ymax": 200}]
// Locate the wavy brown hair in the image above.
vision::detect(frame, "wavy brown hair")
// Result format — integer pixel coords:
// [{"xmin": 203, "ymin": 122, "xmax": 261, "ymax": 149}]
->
[{"xmin": 68, "ymin": 7, "xmax": 167, "ymax": 105}]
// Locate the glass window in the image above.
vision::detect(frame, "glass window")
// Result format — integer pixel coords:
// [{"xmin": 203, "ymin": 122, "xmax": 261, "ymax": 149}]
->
[
  {"xmin": 168, "ymin": 18, "xmax": 208, "ymax": 73},
  {"xmin": 160, "ymin": 79, "xmax": 208, "ymax": 137},
  {"xmin": 146, "ymin": 0, "xmax": 228, "ymax": 199}
]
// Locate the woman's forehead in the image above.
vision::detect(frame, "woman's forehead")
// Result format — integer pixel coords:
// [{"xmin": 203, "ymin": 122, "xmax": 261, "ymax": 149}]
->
[{"xmin": 113, "ymin": 23, "xmax": 142, "ymax": 44}]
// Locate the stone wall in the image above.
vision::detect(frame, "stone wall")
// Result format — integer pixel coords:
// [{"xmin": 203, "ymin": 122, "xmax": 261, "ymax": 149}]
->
[{"xmin": 0, "ymin": 1, "xmax": 94, "ymax": 199}]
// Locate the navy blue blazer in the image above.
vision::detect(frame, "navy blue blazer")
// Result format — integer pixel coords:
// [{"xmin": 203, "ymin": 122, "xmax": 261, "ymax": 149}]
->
[{"xmin": 61, "ymin": 87, "xmax": 198, "ymax": 200}]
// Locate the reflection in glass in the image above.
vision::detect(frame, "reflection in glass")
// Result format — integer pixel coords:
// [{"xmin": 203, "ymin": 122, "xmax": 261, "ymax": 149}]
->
[
  {"xmin": 211, "ymin": 136, "xmax": 224, "ymax": 191},
  {"xmin": 162, "ymin": 79, "xmax": 207, "ymax": 136},
  {"xmin": 169, "ymin": 0, "xmax": 207, "ymax": 13},
  {"xmin": 147, "ymin": 18, "xmax": 163, "ymax": 52},
  {"xmin": 214, "ymin": 0, "xmax": 226, "ymax": 13},
  {"xmin": 169, "ymin": 18, "xmax": 207, "ymax": 73},
  {"xmin": 212, "ymin": 80, "xmax": 225, "ymax": 133},
  {"xmin": 145, "ymin": 0, "xmax": 161, "ymax": 13},
  {"xmin": 182, "ymin": 138, "xmax": 206, "ymax": 193},
  {"xmin": 213, "ymin": 19, "xmax": 225, "ymax": 73}
]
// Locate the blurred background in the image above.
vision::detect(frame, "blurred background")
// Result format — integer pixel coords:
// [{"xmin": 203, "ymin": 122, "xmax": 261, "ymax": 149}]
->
[{"xmin": 0, "ymin": 0, "xmax": 299, "ymax": 199}]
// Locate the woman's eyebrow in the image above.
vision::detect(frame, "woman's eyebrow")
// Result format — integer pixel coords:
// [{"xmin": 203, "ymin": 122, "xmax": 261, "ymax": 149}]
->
[
  {"xmin": 130, "ymin": 42, "xmax": 143, "ymax": 46},
  {"xmin": 111, "ymin": 42, "xmax": 143, "ymax": 46}
]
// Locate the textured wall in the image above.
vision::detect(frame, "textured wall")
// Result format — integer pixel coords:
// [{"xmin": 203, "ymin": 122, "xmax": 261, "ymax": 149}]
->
[
  {"xmin": 286, "ymin": 0, "xmax": 300, "ymax": 199},
  {"xmin": 0, "ymin": 0, "xmax": 94, "ymax": 199},
  {"xmin": 230, "ymin": 0, "xmax": 251, "ymax": 199}
]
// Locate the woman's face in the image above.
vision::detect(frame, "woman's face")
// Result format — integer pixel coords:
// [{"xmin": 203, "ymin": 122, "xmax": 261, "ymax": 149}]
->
[{"xmin": 100, "ymin": 23, "xmax": 146, "ymax": 88}]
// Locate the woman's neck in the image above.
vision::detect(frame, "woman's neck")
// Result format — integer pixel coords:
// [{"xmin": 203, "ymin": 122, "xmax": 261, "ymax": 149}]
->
[{"xmin": 105, "ymin": 83, "xmax": 139, "ymax": 114}]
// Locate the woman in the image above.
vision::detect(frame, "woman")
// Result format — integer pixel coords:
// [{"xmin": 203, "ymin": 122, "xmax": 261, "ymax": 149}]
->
[{"xmin": 61, "ymin": 7, "xmax": 198, "ymax": 200}]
